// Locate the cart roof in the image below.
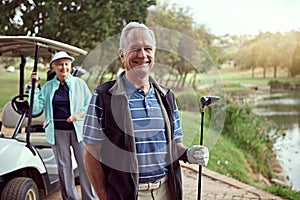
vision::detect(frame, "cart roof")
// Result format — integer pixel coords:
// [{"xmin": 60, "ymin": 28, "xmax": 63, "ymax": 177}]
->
[{"xmin": 0, "ymin": 36, "xmax": 87, "ymax": 59}]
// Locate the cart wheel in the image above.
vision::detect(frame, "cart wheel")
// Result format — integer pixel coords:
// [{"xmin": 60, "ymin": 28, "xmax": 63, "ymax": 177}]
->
[{"xmin": 1, "ymin": 177, "xmax": 39, "ymax": 200}]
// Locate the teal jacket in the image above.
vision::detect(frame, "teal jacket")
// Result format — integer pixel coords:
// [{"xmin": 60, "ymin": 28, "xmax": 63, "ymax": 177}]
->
[{"xmin": 30, "ymin": 74, "xmax": 91, "ymax": 145}]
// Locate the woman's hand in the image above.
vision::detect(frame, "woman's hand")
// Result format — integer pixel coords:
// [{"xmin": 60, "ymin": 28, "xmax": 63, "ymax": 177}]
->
[
  {"xmin": 30, "ymin": 72, "xmax": 40, "ymax": 87},
  {"xmin": 66, "ymin": 115, "xmax": 77, "ymax": 123},
  {"xmin": 66, "ymin": 112, "xmax": 84, "ymax": 123}
]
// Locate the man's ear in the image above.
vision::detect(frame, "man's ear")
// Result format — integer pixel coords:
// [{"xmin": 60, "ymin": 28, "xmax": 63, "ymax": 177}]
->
[{"xmin": 119, "ymin": 49, "xmax": 124, "ymax": 64}]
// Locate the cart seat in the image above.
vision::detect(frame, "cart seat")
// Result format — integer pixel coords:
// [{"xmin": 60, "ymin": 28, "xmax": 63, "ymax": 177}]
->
[
  {"xmin": 2, "ymin": 102, "xmax": 45, "ymax": 128},
  {"xmin": 1, "ymin": 102, "xmax": 49, "ymax": 146}
]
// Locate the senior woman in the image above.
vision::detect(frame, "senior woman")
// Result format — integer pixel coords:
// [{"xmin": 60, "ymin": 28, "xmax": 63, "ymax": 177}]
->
[{"xmin": 30, "ymin": 51, "xmax": 97, "ymax": 200}]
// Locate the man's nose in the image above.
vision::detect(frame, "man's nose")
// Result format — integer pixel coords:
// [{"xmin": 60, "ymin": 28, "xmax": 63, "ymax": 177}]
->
[{"xmin": 137, "ymin": 49, "xmax": 147, "ymax": 58}]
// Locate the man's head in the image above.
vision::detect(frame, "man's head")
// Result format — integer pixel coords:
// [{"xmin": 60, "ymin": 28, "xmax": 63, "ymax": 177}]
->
[
  {"xmin": 119, "ymin": 22, "xmax": 156, "ymax": 74},
  {"xmin": 50, "ymin": 51, "xmax": 74, "ymax": 82},
  {"xmin": 119, "ymin": 22, "xmax": 156, "ymax": 51}
]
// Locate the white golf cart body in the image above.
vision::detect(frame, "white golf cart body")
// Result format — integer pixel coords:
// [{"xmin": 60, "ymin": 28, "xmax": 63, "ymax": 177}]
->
[{"xmin": 0, "ymin": 36, "xmax": 87, "ymax": 200}]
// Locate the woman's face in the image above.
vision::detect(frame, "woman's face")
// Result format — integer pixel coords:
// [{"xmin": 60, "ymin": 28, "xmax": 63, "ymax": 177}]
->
[{"xmin": 52, "ymin": 58, "xmax": 72, "ymax": 82}]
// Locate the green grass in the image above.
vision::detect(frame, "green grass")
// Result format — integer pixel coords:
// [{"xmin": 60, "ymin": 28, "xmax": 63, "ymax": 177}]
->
[
  {"xmin": 181, "ymin": 111, "xmax": 253, "ymax": 184},
  {"xmin": 0, "ymin": 70, "xmax": 21, "ymax": 109},
  {"xmin": 208, "ymin": 135, "xmax": 251, "ymax": 184},
  {"xmin": 217, "ymin": 65, "xmax": 300, "ymax": 86},
  {"xmin": 180, "ymin": 111, "xmax": 255, "ymax": 185},
  {"xmin": 265, "ymin": 185, "xmax": 300, "ymax": 200},
  {"xmin": 180, "ymin": 110, "xmax": 201, "ymax": 146}
]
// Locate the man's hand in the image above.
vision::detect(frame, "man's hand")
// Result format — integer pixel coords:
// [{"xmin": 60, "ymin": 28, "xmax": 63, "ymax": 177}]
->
[{"xmin": 187, "ymin": 145, "xmax": 209, "ymax": 166}]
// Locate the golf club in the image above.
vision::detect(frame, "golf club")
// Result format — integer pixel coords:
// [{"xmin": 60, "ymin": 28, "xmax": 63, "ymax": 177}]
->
[
  {"xmin": 200, "ymin": 96, "xmax": 220, "ymax": 107},
  {"xmin": 198, "ymin": 96, "xmax": 220, "ymax": 200}
]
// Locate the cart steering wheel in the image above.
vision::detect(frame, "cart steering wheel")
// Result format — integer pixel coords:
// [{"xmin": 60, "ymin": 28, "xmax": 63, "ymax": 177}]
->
[{"xmin": 11, "ymin": 95, "xmax": 43, "ymax": 118}]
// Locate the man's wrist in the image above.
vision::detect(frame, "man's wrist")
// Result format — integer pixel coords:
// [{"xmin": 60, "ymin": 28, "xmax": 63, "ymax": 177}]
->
[{"xmin": 181, "ymin": 149, "xmax": 189, "ymax": 163}]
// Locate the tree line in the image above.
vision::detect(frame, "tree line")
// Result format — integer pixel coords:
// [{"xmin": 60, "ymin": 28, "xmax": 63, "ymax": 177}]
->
[
  {"xmin": 0, "ymin": 0, "xmax": 155, "ymax": 51},
  {"xmin": 234, "ymin": 31, "xmax": 300, "ymax": 78},
  {"xmin": 1, "ymin": 0, "xmax": 225, "ymax": 89},
  {"xmin": 2, "ymin": 1, "xmax": 298, "ymax": 88}
]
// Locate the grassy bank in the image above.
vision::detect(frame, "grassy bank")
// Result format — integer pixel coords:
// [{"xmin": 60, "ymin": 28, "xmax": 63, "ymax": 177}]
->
[
  {"xmin": 179, "ymin": 104, "xmax": 299, "ymax": 200},
  {"xmin": 179, "ymin": 104, "xmax": 274, "ymax": 183}
]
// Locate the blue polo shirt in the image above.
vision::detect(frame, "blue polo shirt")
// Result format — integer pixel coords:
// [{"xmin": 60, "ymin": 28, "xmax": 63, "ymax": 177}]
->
[
  {"xmin": 82, "ymin": 75, "xmax": 183, "ymax": 183},
  {"xmin": 124, "ymin": 77, "xmax": 182, "ymax": 183}
]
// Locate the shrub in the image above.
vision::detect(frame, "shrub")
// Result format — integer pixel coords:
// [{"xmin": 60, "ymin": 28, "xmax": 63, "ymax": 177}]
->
[{"xmin": 221, "ymin": 103, "xmax": 277, "ymax": 178}]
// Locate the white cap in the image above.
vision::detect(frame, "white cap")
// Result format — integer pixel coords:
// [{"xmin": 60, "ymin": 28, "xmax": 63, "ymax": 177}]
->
[{"xmin": 50, "ymin": 51, "xmax": 74, "ymax": 66}]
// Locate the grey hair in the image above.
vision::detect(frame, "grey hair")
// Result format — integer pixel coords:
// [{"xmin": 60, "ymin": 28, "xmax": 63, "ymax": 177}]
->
[{"xmin": 119, "ymin": 22, "xmax": 156, "ymax": 50}]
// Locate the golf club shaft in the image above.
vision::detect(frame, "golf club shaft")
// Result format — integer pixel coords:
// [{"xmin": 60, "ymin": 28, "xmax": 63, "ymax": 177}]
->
[{"xmin": 198, "ymin": 108, "xmax": 204, "ymax": 200}]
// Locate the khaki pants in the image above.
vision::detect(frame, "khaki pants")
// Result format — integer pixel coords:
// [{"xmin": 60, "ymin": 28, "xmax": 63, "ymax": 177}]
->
[{"xmin": 138, "ymin": 180, "xmax": 172, "ymax": 200}]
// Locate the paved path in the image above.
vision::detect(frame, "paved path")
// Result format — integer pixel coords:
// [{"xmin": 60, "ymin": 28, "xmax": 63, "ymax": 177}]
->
[
  {"xmin": 44, "ymin": 162, "xmax": 285, "ymax": 200},
  {"xmin": 181, "ymin": 162, "xmax": 285, "ymax": 200}
]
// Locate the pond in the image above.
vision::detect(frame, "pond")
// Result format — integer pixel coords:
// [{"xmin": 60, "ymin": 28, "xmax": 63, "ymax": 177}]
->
[{"xmin": 252, "ymin": 90, "xmax": 300, "ymax": 190}]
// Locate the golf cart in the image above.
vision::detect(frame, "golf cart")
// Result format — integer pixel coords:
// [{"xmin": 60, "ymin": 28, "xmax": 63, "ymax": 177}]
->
[{"xmin": 0, "ymin": 36, "xmax": 87, "ymax": 199}]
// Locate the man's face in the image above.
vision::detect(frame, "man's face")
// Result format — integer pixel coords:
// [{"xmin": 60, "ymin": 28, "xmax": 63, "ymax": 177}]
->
[
  {"xmin": 120, "ymin": 29, "xmax": 155, "ymax": 74},
  {"xmin": 52, "ymin": 58, "xmax": 72, "ymax": 81}
]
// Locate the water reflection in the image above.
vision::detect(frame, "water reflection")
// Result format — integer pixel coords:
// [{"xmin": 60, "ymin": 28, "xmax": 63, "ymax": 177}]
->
[
  {"xmin": 273, "ymin": 124, "xmax": 300, "ymax": 191},
  {"xmin": 252, "ymin": 108, "xmax": 299, "ymax": 116},
  {"xmin": 253, "ymin": 91, "xmax": 300, "ymax": 190}
]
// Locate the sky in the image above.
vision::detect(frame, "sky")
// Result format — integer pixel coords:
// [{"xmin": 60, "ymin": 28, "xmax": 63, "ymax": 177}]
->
[{"xmin": 164, "ymin": 0, "xmax": 300, "ymax": 36}]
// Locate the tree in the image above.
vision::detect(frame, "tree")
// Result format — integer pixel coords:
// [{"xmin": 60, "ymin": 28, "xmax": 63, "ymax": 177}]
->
[
  {"xmin": 146, "ymin": 1, "xmax": 214, "ymax": 89},
  {"xmin": 234, "ymin": 44, "xmax": 256, "ymax": 78},
  {"xmin": 291, "ymin": 45, "xmax": 300, "ymax": 78},
  {"xmin": 285, "ymin": 31, "xmax": 300, "ymax": 78},
  {"xmin": 1, "ymin": 0, "xmax": 156, "ymax": 87},
  {"xmin": 267, "ymin": 33, "xmax": 285, "ymax": 78},
  {"xmin": 0, "ymin": 0, "xmax": 156, "ymax": 51}
]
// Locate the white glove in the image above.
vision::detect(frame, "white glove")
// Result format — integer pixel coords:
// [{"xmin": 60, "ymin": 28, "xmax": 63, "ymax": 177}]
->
[{"xmin": 187, "ymin": 145, "xmax": 209, "ymax": 166}]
